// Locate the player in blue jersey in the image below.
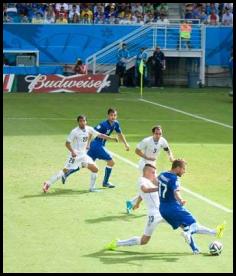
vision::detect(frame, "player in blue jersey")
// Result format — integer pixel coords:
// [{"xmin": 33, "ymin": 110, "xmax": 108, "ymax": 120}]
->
[
  {"xmin": 62, "ymin": 108, "xmax": 129, "ymax": 189},
  {"xmin": 158, "ymin": 159, "xmax": 226, "ymax": 254}
]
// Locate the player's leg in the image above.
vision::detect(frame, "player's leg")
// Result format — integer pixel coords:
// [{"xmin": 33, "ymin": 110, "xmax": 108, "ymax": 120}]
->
[
  {"xmin": 43, "ymin": 168, "xmax": 68, "ymax": 192},
  {"xmin": 61, "ymin": 155, "xmax": 81, "ymax": 184},
  {"xmin": 103, "ymin": 159, "xmax": 115, "ymax": 188},
  {"xmin": 87, "ymin": 163, "xmax": 99, "ymax": 192}
]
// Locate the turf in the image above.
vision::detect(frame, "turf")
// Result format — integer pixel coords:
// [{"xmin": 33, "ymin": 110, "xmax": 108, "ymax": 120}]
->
[{"xmin": 3, "ymin": 87, "xmax": 233, "ymax": 272}]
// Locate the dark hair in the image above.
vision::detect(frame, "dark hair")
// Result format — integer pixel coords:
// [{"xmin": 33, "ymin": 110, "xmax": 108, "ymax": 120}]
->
[
  {"xmin": 171, "ymin": 159, "xmax": 186, "ymax": 169},
  {"xmin": 77, "ymin": 115, "xmax": 87, "ymax": 122},
  {"xmin": 107, "ymin": 108, "xmax": 117, "ymax": 115},
  {"xmin": 144, "ymin": 164, "xmax": 156, "ymax": 170},
  {"xmin": 152, "ymin": 125, "xmax": 162, "ymax": 133}
]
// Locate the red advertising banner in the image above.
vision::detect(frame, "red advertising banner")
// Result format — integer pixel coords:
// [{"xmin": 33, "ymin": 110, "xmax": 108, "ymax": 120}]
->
[
  {"xmin": 20, "ymin": 74, "xmax": 119, "ymax": 93},
  {"xmin": 3, "ymin": 74, "xmax": 15, "ymax": 93}
]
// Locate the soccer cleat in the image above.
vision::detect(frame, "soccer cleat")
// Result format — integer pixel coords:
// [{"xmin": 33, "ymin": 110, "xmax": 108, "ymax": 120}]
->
[
  {"xmin": 181, "ymin": 231, "xmax": 191, "ymax": 244},
  {"xmin": 89, "ymin": 188, "xmax": 102, "ymax": 192},
  {"xmin": 126, "ymin": 200, "xmax": 133, "ymax": 214},
  {"xmin": 193, "ymin": 248, "xmax": 201, "ymax": 255},
  {"xmin": 105, "ymin": 239, "xmax": 117, "ymax": 251},
  {"xmin": 103, "ymin": 182, "xmax": 115, "ymax": 188},
  {"xmin": 43, "ymin": 182, "xmax": 50, "ymax": 193},
  {"xmin": 216, "ymin": 221, "xmax": 226, "ymax": 238}
]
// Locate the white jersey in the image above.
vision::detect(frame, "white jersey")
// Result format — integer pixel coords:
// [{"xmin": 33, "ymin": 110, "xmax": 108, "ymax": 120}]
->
[
  {"xmin": 137, "ymin": 136, "xmax": 169, "ymax": 168},
  {"xmin": 138, "ymin": 176, "xmax": 160, "ymax": 215},
  {"xmin": 66, "ymin": 126, "xmax": 99, "ymax": 154}
]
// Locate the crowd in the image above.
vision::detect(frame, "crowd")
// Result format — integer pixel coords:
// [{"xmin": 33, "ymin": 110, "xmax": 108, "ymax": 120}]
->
[
  {"xmin": 184, "ymin": 3, "xmax": 233, "ymax": 25},
  {"xmin": 3, "ymin": 3, "xmax": 170, "ymax": 24}
]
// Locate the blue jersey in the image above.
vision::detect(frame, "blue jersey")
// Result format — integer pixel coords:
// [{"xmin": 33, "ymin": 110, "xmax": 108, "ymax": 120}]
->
[
  {"xmin": 136, "ymin": 51, "xmax": 148, "ymax": 67},
  {"xmin": 158, "ymin": 171, "xmax": 181, "ymax": 204},
  {"xmin": 92, "ymin": 120, "xmax": 122, "ymax": 146},
  {"xmin": 117, "ymin": 48, "xmax": 130, "ymax": 66}
]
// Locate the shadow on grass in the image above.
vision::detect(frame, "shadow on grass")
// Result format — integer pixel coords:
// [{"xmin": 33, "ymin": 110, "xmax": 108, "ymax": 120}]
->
[
  {"xmin": 83, "ymin": 249, "xmax": 192, "ymax": 266},
  {"xmin": 85, "ymin": 213, "xmax": 146, "ymax": 224},
  {"xmin": 20, "ymin": 188, "xmax": 91, "ymax": 199}
]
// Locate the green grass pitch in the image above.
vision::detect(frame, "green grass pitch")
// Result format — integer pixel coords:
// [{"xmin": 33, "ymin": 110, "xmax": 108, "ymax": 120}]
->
[{"xmin": 3, "ymin": 87, "xmax": 233, "ymax": 272}]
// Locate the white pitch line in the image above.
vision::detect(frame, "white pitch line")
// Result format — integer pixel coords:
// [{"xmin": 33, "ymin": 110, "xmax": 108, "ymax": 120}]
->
[
  {"xmin": 111, "ymin": 151, "xmax": 233, "ymax": 213},
  {"xmin": 139, "ymin": 98, "xmax": 233, "ymax": 129}
]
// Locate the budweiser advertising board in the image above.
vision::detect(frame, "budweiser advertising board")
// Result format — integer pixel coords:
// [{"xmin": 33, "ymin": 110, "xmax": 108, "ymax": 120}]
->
[{"xmin": 16, "ymin": 74, "xmax": 119, "ymax": 93}]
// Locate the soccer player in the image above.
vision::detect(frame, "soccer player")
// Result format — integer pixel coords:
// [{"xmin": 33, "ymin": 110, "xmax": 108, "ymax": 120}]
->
[
  {"xmin": 106, "ymin": 164, "xmax": 165, "ymax": 250},
  {"xmin": 62, "ymin": 108, "xmax": 129, "ymax": 189},
  {"xmin": 126, "ymin": 125, "xmax": 174, "ymax": 213},
  {"xmin": 158, "ymin": 159, "xmax": 226, "ymax": 254},
  {"xmin": 42, "ymin": 115, "xmax": 118, "ymax": 193}
]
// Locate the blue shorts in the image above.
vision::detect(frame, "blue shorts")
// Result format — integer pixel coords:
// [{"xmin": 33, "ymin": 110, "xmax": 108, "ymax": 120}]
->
[
  {"xmin": 160, "ymin": 203, "xmax": 196, "ymax": 230},
  {"xmin": 87, "ymin": 142, "xmax": 112, "ymax": 161}
]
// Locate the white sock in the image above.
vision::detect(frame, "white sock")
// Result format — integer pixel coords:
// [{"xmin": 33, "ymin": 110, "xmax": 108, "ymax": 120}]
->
[
  {"xmin": 90, "ymin": 172, "xmax": 98, "ymax": 190},
  {"xmin": 129, "ymin": 195, "xmax": 139, "ymax": 206},
  {"xmin": 47, "ymin": 170, "xmax": 64, "ymax": 186},
  {"xmin": 117, "ymin": 236, "xmax": 141, "ymax": 247},
  {"xmin": 190, "ymin": 223, "xmax": 216, "ymax": 235}
]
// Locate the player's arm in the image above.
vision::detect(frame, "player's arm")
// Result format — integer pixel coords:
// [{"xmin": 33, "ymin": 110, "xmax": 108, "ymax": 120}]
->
[
  {"xmin": 117, "ymin": 133, "xmax": 130, "ymax": 151},
  {"xmin": 133, "ymin": 195, "xmax": 143, "ymax": 210},
  {"xmin": 141, "ymin": 184, "xmax": 158, "ymax": 193},
  {"xmin": 97, "ymin": 133, "xmax": 118, "ymax": 142},
  {"xmin": 135, "ymin": 148, "xmax": 156, "ymax": 161},
  {"xmin": 163, "ymin": 146, "xmax": 174, "ymax": 162},
  {"xmin": 174, "ymin": 189, "xmax": 187, "ymax": 205},
  {"xmin": 65, "ymin": 141, "xmax": 77, "ymax": 157}
]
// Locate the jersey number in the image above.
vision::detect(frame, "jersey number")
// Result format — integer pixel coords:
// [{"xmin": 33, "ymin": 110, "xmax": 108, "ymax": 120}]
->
[
  {"xmin": 82, "ymin": 137, "xmax": 88, "ymax": 142},
  {"xmin": 69, "ymin": 157, "xmax": 75, "ymax": 164},
  {"xmin": 153, "ymin": 148, "xmax": 157, "ymax": 154},
  {"xmin": 159, "ymin": 181, "xmax": 167, "ymax": 199}
]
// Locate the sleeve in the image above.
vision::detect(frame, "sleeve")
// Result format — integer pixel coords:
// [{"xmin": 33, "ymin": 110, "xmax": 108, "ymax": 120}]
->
[
  {"xmin": 161, "ymin": 138, "xmax": 169, "ymax": 149},
  {"xmin": 136, "ymin": 138, "xmax": 147, "ymax": 151},
  {"xmin": 88, "ymin": 126, "xmax": 100, "ymax": 138},
  {"xmin": 94, "ymin": 122, "xmax": 104, "ymax": 133},
  {"xmin": 114, "ymin": 121, "xmax": 122, "ymax": 133},
  {"xmin": 66, "ymin": 129, "xmax": 76, "ymax": 143}
]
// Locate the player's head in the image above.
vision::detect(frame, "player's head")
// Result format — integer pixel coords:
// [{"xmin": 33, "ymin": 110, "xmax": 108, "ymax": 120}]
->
[
  {"xmin": 107, "ymin": 108, "xmax": 117, "ymax": 122},
  {"xmin": 77, "ymin": 115, "xmax": 87, "ymax": 129},
  {"xmin": 152, "ymin": 125, "xmax": 162, "ymax": 141},
  {"xmin": 143, "ymin": 164, "xmax": 156, "ymax": 181},
  {"xmin": 171, "ymin": 159, "xmax": 187, "ymax": 177}
]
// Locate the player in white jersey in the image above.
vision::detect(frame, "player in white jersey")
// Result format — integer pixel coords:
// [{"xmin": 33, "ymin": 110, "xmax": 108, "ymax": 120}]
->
[
  {"xmin": 43, "ymin": 115, "xmax": 118, "ymax": 193},
  {"xmin": 126, "ymin": 125, "xmax": 174, "ymax": 213},
  {"xmin": 106, "ymin": 164, "xmax": 165, "ymax": 250}
]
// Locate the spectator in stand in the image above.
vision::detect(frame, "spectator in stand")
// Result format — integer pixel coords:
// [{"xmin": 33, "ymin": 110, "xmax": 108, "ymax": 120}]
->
[
  {"xmin": 207, "ymin": 10, "xmax": 219, "ymax": 25},
  {"xmin": 222, "ymin": 8, "xmax": 233, "ymax": 25},
  {"xmin": 144, "ymin": 12, "xmax": 156, "ymax": 24},
  {"xmin": 131, "ymin": 11, "xmax": 144, "ymax": 24},
  {"xmin": 55, "ymin": 3, "xmax": 69, "ymax": 13},
  {"xmin": 185, "ymin": 3, "xmax": 194, "ymax": 20},
  {"xmin": 6, "ymin": 3, "xmax": 17, "ymax": 13},
  {"xmin": 81, "ymin": 5, "xmax": 93, "ymax": 23},
  {"xmin": 104, "ymin": 3, "xmax": 118, "ymax": 23},
  {"xmin": 144, "ymin": 3, "xmax": 154, "ymax": 15},
  {"xmin": 69, "ymin": 4, "xmax": 80, "ymax": 23},
  {"xmin": 44, "ymin": 4, "xmax": 55, "ymax": 23},
  {"xmin": 200, "ymin": 11, "xmax": 208, "ymax": 24},
  {"xmin": 20, "ymin": 13, "xmax": 30, "ymax": 23},
  {"xmin": 56, "ymin": 6, "xmax": 68, "ymax": 20},
  {"xmin": 56, "ymin": 13, "xmax": 68, "ymax": 24},
  {"xmin": 205, "ymin": 3, "xmax": 218, "ymax": 15},
  {"xmin": 157, "ymin": 3, "xmax": 168, "ymax": 17},
  {"xmin": 68, "ymin": 3, "xmax": 80, "ymax": 14},
  {"xmin": 74, "ymin": 59, "xmax": 87, "ymax": 74},
  {"xmin": 156, "ymin": 13, "xmax": 169, "ymax": 25},
  {"xmin": 71, "ymin": 13, "xmax": 80, "ymax": 23},
  {"xmin": 120, "ymin": 13, "xmax": 132, "ymax": 24},
  {"xmin": 224, "ymin": 3, "xmax": 233, "ymax": 12},
  {"xmin": 94, "ymin": 3, "xmax": 104, "ymax": 14},
  {"xmin": 131, "ymin": 3, "xmax": 143, "ymax": 14},
  {"xmin": 32, "ymin": 12, "xmax": 44, "ymax": 23},
  {"xmin": 94, "ymin": 6, "xmax": 105, "ymax": 24},
  {"xmin": 117, "ymin": 3, "xmax": 127, "ymax": 19}
]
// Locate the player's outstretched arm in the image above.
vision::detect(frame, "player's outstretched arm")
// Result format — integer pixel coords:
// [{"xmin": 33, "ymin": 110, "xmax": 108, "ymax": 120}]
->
[
  {"xmin": 117, "ymin": 133, "xmax": 130, "ymax": 151},
  {"xmin": 174, "ymin": 190, "xmax": 187, "ymax": 205},
  {"xmin": 141, "ymin": 185, "xmax": 158, "ymax": 193},
  {"xmin": 164, "ymin": 147, "xmax": 174, "ymax": 162},
  {"xmin": 98, "ymin": 133, "xmax": 118, "ymax": 142},
  {"xmin": 133, "ymin": 195, "xmax": 142, "ymax": 210}
]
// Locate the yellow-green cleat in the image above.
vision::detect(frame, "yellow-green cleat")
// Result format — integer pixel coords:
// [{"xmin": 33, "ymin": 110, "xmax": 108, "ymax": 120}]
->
[
  {"xmin": 105, "ymin": 239, "xmax": 117, "ymax": 251},
  {"xmin": 216, "ymin": 221, "xmax": 226, "ymax": 238}
]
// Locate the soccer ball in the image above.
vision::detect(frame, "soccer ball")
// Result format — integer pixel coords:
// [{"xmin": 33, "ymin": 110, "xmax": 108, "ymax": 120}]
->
[{"xmin": 209, "ymin": 241, "xmax": 223, "ymax": 256}]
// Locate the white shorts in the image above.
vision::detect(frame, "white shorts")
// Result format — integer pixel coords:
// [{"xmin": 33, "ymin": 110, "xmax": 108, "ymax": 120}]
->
[
  {"xmin": 143, "ymin": 213, "xmax": 165, "ymax": 236},
  {"xmin": 64, "ymin": 153, "xmax": 95, "ymax": 170}
]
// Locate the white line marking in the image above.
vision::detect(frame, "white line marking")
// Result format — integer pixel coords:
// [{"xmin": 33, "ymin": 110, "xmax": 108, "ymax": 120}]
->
[
  {"xmin": 111, "ymin": 151, "xmax": 233, "ymax": 213},
  {"xmin": 139, "ymin": 98, "xmax": 233, "ymax": 129}
]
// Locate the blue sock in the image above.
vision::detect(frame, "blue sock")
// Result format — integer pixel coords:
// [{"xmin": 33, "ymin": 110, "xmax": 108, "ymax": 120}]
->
[
  {"xmin": 103, "ymin": 166, "xmax": 112, "ymax": 184},
  {"xmin": 65, "ymin": 167, "xmax": 80, "ymax": 178}
]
